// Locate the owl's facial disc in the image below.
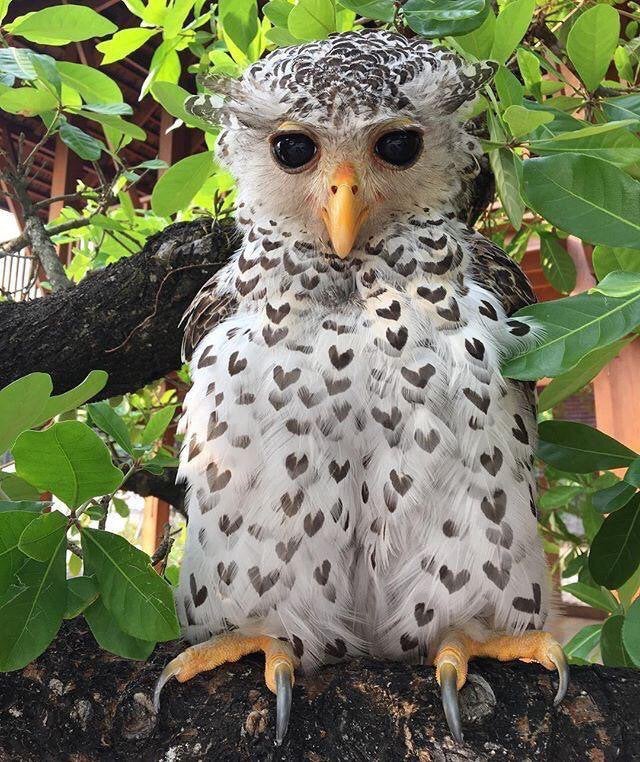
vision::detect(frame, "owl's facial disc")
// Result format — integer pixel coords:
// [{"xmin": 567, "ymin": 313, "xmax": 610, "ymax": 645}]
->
[{"xmin": 321, "ymin": 163, "xmax": 369, "ymax": 259}]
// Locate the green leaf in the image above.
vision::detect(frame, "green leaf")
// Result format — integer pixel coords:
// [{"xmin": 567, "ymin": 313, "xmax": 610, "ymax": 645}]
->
[
  {"xmin": 593, "ymin": 246, "xmax": 640, "ymax": 281},
  {"xmin": 590, "ymin": 495, "xmax": 640, "ymax": 590},
  {"xmin": 502, "ymin": 104, "xmax": 554, "ymax": 137},
  {"xmin": 516, "ymin": 48, "xmax": 541, "ymax": 99},
  {"xmin": 136, "ymin": 159, "xmax": 169, "ymax": 170},
  {"xmin": 563, "ymin": 623, "xmax": 602, "ymax": 662},
  {"xmin": 265, "ymin": 26, "xmax": 298, "ymax": 47},
  {"xmin": 288, "ymin": 0, "xmax": 336, "ymax": 40},
  {"xmin": 0, "ymin": 87, "xmax": 58, "ymax": 116},
  {"xmin": 523, "ymin": 155, "xmax": 640, "ymax": 248},
  {"xmin": 164, "ymin": 0, "xmax": 197, "ymax": 38},
  {"xmin": 56, "ymin": 62, "xmax": 122, "ymax": 105},
  {"xmin": 13, "ymin": 421, "xmax": 123, "ymax": 509},
  {"xmin": 88, "ymin": 401, "xmax": 134, "ymax": 456},
  {"xmin": 18, "ymin": 511, "xmax": 67, "ymax": 562},
  {"xmin": 0, "ymin": 372, "xmax": 52, "ymax": 453},
  {"xmin": 403, "ymin": 0, "xmax": 487, "ymax": 38},
  {"xmin": 80, "ymin": 527, "xmax": 179, "ymax": 641},
  {"xmin": 0, "ymin": 48, "xmax": 57, "ymax": 82},
  {"xmin": 36, "ymin": 370, "xmax": 108, "ymax": 425},
  {"xmin": 538, "ymin": 484, "xmax": 583, "ymax": 510},
  {"xmin": 502, "ymin": 289, "xmax": 640, "ymax": 380},
  {"xmin": 493, "ymin": 65, "xmax": 523, "ymax": 109},
  {"xmin": 140, "ymin": 405, "xmax": 177, "ymax": 447},
  {"xmin": 338, "ymin": 0, "xmax": 394, "ymax": 23},
  {"xmin": 0, "ymin": 539, "xmax": 66, "ymax": 671},
  {"xmin": 566, "ymin": 5, "xmax": 620, "ymax": 92},
  {"xmin": 0, "ymin": 474, "xmax": 40, "ymax": 502},
  {"xmin": 538, "ymin": 232, "xmax": 576, "ymax": 294},
  {"xmin": 151, "ymin": 81, "xmax": 212, "ymax": 131},
  {"xmin": 264, "ymin": 0, "xmax": 293, "ymax": 27},
  {"xmin": 530, "ymin": 123, "xmax": 640, "ymax": 168},
  {"xmin": 622, "ymin": 597, "xmax": 640, "ymax": 666},
  {"xmin": 59, "ymin": 123, "xmax": 104, "ymax": 161},
  {"xmin": 490, "ymin": 0, "xmax": 534, "ymax": 65},
  {"xmin": 590, "ymin": 271, "xmax": 640, "ymax": 298},
  {"xmin": 601, "ymin": 614, "xmax": 634, "ymax": 667},
  {"xmin": 626, "ymin": 459, "xmax": 640, "ymax": 489},
  {"xmin": 0, "ymin": 501, "xmax": 45, "ymax": 513},
  {"xmin": 0, "ymin": 511, "xmax": 39, "ymax": 595},
  {"xmin": 219, "ymin": 0, "xmax": 259, "ymax": 52},
  {"xmin": 538, "ymin": 421, "xmax": 638, "ymax": 473},
  {"xmin": 82, "ymin": 102, "xmax": 133, "ymax": 116},
  {"xmin": 538, "ymin": 339, "xmax": 632, "ymax": 412},
  {"xmin": 619, "ymin": 563, "xmax": 640, "ymax": 613},
  {"xmin": 457, "ymin": 8, "xmax": 495, "ymax": 60},
  {"xmin": 112, "ymin": 496, "xmax": 130, "ymax": 518},
  {"xmin": 603, "ymin": 95, "xmax": 640, "ymax": 123},
  {"xmin": 151, "ymin": 151, "xmax": 214, "ymax": 217},
  {"xmin": 593, "ymin": 480, "xmax": 637, "ymax": 514},
  {"xmin": 64, "ymin": 575, "xmax": 99, "ymax": 619},
  {"xmin": 5, "ymin": 5, "xmax": 117, "ymax": 45},
  {"xmin": 563, "ymin": 582, "xmax": 620, "ymax": 614},
  {"xmin": 84, "ymin": 596, "xmax": 156, "ymax": 660},
  {"xmin": 96, "ymin": 28, "xmax": 158, "ymax": 65},
  {"xmin": 74, "ymin": 110, "xmax": 145, "ymax": 142},
  {"xmin": 490, "ymin": 148, "xmax": 524, "ymax": 229}
]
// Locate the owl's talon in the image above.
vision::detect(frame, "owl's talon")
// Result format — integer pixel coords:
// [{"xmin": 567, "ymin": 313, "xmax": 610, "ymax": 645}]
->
[
  {"xmin": 153, "ymin": 656, "xmax": 183, "ymax": 712},
  {"xmin": 275, "ymin": 661, "xmax": 293, "ymax": 745},
  {"xmin": 548, "ymin": 643, "xmax": 569, "ymax": 706},
  {"xmin": 439, "ymin": 661, "xmax": 463, "ymax": 743}
]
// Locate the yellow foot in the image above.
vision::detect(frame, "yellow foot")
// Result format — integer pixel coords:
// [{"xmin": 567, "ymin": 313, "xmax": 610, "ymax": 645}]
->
[
  {"xmin": 154, "ymin": 633, "xmax": 297, "ymax": 745},
  {"xmin": 434, "ymin": 630, "xmax": 569, "ymax": 743}
]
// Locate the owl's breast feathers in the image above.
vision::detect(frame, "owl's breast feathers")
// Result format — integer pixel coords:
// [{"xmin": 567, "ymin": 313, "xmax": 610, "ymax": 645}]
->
[{"xmin": 182, "ymin": 224, "xmax": 536, "ymax": 360}]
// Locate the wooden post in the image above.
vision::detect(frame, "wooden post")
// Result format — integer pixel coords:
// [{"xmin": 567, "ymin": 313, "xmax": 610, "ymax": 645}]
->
[
  {"xmin": 141, "ymin": 495, "xmax": 171, "ymax": 555},
  {"xmin": 49, "ymin": 136, "xmax": 84, "ymax": 266}
]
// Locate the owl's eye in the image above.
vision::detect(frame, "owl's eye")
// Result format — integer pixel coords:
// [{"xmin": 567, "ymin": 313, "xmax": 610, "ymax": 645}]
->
[
  {"xmin": 374, "ymin": 129, "xmax": 423, "ymax": 168},
  {"xmin": 271, "ymin": 132, "xmax": 318, "ymax": 172}
]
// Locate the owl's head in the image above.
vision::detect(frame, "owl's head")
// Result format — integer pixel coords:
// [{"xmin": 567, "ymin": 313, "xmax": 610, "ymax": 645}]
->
[{"xmin": 187, "ymin": 30, "xmax": 496, "ymax": 257}]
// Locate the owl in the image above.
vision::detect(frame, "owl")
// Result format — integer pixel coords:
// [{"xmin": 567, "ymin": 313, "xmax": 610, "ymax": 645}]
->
[{"xmin": 154, "ymin": 30, "xmax": 568, "ymax": 744}]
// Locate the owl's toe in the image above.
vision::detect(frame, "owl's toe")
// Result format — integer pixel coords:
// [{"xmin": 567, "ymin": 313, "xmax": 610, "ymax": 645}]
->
[
  {"xmin": 434, "ymin": 629, "xmax": 569, "ymax": 742},
  {"xmin": 153, "ymin": 633, "xmax": 298, "ymax": 744}
]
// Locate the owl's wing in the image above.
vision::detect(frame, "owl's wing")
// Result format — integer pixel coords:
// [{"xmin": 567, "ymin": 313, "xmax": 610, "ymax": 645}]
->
[
  {"xmin": 467, "ymin": 233, "xmax": 536, "ymax": 316},
  {"xmin": 467, "ymin": 232, "xmax": 538, "ymax": 414},
  {"xmin": 181, "ymin": 275, "xmax": 237, "ymax": 361}
]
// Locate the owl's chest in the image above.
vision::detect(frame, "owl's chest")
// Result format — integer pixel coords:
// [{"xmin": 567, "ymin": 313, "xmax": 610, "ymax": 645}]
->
[{"xmin": 185, "ymin": 279, "xmax": 502, "ymax": 453}]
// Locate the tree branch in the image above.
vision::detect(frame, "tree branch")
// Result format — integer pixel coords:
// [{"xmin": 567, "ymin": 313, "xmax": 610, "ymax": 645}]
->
[
  {"xmin": 0, "ymin": 622, "xmax": 638, "ymax": 758},
  {"xmin": 1, "ymin": 166, "xmax": 73, "ymax": 290},
  {"xmin": 0, "ymin": 219, "xmax": 237, "ymax": 399},
  {"xmin": 125, "ymin": 467, "xmax": 186, "ymax": 518}
]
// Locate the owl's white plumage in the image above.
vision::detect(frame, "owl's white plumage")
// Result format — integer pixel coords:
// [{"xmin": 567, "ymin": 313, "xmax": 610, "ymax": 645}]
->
[{"xmin": 176, "ymin": 31, "xmax": 549, "ymax": 671}]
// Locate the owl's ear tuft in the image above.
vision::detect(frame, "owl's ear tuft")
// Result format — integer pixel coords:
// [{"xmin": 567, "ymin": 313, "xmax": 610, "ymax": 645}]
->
[{"xmin": 440, "ymin": 60, "xmax": 498, "ymax": 114}]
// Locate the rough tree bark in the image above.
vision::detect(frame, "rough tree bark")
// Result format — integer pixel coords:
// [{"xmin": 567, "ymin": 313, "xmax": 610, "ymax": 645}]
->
[
  {"xmin": 0, "ymin": 621, "xmax": 637, "ymax": 761},
  {"xmin": 0, "ymin": 219, "xmax": 236, "ymax": 399}
]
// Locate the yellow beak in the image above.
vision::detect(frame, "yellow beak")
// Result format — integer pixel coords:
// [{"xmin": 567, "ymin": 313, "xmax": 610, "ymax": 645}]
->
[{"xmin": 321, "ymin": 163, "xmax": 368, "ymax": 258}]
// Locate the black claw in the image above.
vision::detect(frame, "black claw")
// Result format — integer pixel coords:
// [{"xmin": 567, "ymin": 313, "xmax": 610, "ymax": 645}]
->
[
  {"xmin": 275, "ymin": 662, "xmax": 293, "ymax": 745},
  {"xmin": 440, "ymin": 662, "xmax": 463, "ymax": 743},
  {"xmin": 153, "ymin": 662, "xmax": 178, "ymax": 713},
  {"xmin": 549, "ymin": 645, "xmax": 569, "ymax": 706}
]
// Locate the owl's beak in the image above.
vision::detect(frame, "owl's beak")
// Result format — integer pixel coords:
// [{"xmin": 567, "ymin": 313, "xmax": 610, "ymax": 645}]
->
[{"xmin": 321, "ymin": 163, "xmax": 368, "ymax": 258}]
